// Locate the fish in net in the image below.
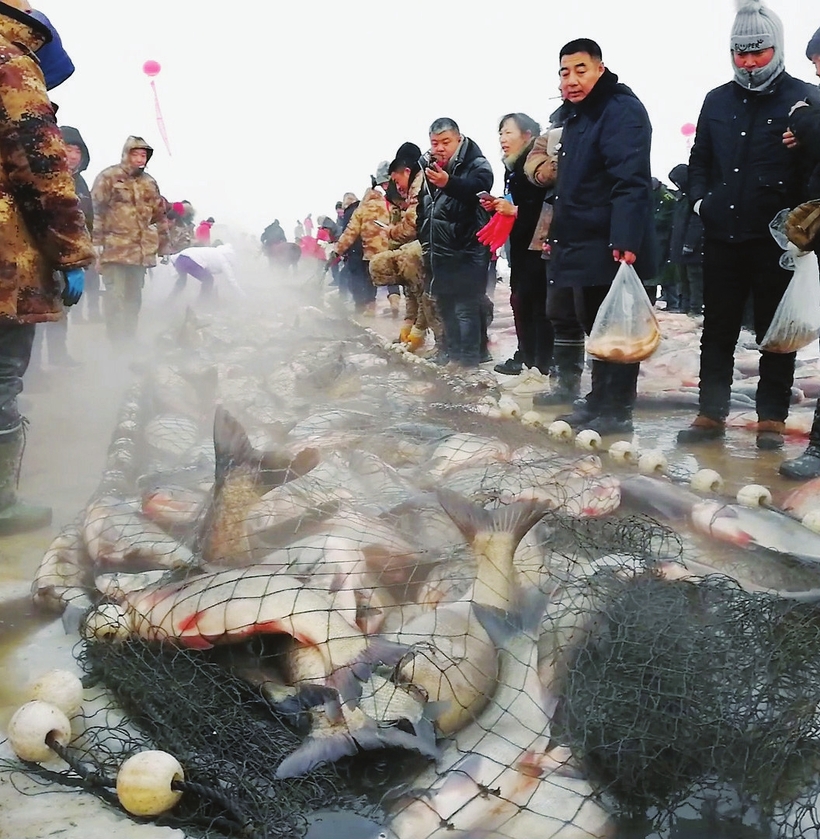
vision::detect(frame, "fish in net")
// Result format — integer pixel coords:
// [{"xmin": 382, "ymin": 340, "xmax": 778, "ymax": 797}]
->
[{"xmin": 12, "ymin": 302, "xmax": 820, "ymax": 839}]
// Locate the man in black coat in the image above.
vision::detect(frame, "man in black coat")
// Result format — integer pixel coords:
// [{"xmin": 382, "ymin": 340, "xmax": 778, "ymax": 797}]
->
[
  {"xmin": 778, "ymin": 26, "xmax": 820, "ymax": 479},
  {"xmin": 677, "ymin": 0, "xmax": 820, "ymax": 450},
  {"xmin": 417, "ymin": 117, "xmax": 493, "ymax": 368},
  {"xmin": 547, "ymin": 38, "xmax": 657, "ymax": 435}
]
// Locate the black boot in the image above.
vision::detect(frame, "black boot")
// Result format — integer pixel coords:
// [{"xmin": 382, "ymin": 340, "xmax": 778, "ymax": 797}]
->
[
  {"xmin": 780, "ymin": 401, "xmax": 820, "ymax": 480},
  {"xmin": 585, "ymin": 362, "xmax": 638, "ymax": 434},
  {"xmin": 494, "ymin": 350, "xmax": 523, "ymax": 376},
  {"xmin": 557, "ymin": 359, "xmax": 608, "ymax": 429},
  {"xmin": 533, "ymin": 342, "xmax": 584, "ymax": 406},
  {"xmin": 0, "ymin": 424, "xmax": 51, "ymax": 535}
]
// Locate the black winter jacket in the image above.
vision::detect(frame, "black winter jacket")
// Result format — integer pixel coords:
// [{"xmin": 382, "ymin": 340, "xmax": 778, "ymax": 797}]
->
[
  {"xmin": 505, "ymin": 138, "xmax": 548, "ymax": 277},
  {"xmin": 688, "ymin": 74, "xmax": 820, "ymax": 243},
  {"xmin": 668, "ymin": 164, "xmax": 704, "ymax": 265},
  {"xmin": 417, "ymin": 137, "xmax": 493, "ymax": 296},
  {"xmin": 547, "ymin": 69, "xmax": 657, "ymax": 288},
  {"xmin": 790, "ymin": 103, "xmax": 820, "ymax": 197}
]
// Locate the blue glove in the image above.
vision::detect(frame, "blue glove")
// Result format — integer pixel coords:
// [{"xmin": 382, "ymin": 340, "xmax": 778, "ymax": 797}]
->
[{"xmin": 61, "ymin": 268, "xmax": 84, "ymax": 306}]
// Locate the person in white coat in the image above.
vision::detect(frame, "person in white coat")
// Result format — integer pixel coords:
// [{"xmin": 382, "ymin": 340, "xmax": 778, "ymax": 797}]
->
[{"xmin": 169, "ymin": 243, "xmax": 245, "ymax": 300}]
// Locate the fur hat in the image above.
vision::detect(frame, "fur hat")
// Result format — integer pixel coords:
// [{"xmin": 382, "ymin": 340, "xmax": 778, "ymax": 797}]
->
[
  {"xmin": 807, "ymin": 26, "xmax": 820, "ymax": 60},
  {"xmin": 372, "ymin": 160, "xmax": 391, "ymax": 186},
  {"xmin": 731, "ymin": 0, "xmax": 785, "ymax": 91},
  {"xmin": 342, "ymin": 192, "xmax": 358, "ymax": 210}
]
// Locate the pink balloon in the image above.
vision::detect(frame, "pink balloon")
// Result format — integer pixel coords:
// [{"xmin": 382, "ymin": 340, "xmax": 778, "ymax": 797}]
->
[
  {"xmin": 142, "ymin": 60, "xmax": 161, "ymax": 78},
  {"xmin": 681, "ymin": 122, "xmax": 696, "ymax": 137}
]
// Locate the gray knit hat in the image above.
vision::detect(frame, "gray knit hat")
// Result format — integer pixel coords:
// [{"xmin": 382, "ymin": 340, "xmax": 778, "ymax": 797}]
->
[
  {"xmin": 807, "ymin": 26, "xmax": 820, "ymax": 60},
  {"xmin": 731, "ymin": 0, "xmax": 785, "ymax": 91}
]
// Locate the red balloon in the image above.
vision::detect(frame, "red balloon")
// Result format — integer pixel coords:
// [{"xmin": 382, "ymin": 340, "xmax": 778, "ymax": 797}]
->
[
  {"xmin": 142, "ymin": 60, "xmax": 161, "ymax": 78},
  {"xmin": 681, "ymin": 122, "xmax": 697, "ymax": 137}
]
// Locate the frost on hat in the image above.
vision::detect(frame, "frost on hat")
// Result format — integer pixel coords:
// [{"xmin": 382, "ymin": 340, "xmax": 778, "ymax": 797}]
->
[{"xmin": 730, "ymin": 0, "xmax": 785, "ymax": 91}]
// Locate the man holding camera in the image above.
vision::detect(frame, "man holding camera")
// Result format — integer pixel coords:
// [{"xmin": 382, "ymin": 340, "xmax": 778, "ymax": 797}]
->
[{"xmin": 416, "ymin": 117, "xmax": 493, "ymax": 369}]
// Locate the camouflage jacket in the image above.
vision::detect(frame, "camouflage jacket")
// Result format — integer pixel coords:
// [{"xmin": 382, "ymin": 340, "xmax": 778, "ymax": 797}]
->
[
  {"xmin": 0, "ymin": 8, "xmax": 94, "ymax": 324},
  {"xmin": 336, "ymin": 187, "xmax": 392, "ymax": 260},
  {"xmin": 388, "ymin": 170, "xmax": 424, "ymax": 247},
  {"xmin": 92, "ymin": 137, "xmax": 171, "ymax": 266}
]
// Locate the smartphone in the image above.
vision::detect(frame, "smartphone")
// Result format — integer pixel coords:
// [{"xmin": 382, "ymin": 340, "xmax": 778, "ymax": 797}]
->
[
  {"xmin": 476, "ymin": 191, "xmax": 493, "ymax": 201},
  {"xmin": 373, "ymin": 220, "xmax": 388, "ymax": 229}
]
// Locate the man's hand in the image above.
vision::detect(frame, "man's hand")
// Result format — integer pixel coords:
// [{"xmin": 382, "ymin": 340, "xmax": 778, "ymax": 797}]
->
[
  {"xmin": 613, "ymin": 250, "xmax": 637, "ymax": 264},
  {"xmin": 492, "ymin": 198, "xmax": 518, "ymax": 217},
  {"xmin": 426, "ymin": 163, "xmax": 449, "ymax": 189},
  {"xmin": 783, "ymin": 129, "xmax": 799, "ymax": 149}
]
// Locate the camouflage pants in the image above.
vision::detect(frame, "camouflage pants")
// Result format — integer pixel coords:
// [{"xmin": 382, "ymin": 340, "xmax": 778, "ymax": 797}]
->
[
  {"xmin": 101, "ymin": 263, "xmax": 146, "ymax": 343},
  {"xmin": 369, "ymin": 242, "xmax": 442, "ymax": 341}
]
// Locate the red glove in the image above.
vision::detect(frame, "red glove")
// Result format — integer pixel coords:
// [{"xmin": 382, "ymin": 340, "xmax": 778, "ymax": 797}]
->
[{"xmin": 477, "ymin": 213, "xmax": 514, "ymax": 251}]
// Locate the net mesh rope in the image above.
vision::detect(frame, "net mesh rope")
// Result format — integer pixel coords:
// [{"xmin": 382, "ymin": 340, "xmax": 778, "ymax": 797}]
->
[{"xmin": 13, "ymin": 300, "xmax": 820, "ymax": 839}]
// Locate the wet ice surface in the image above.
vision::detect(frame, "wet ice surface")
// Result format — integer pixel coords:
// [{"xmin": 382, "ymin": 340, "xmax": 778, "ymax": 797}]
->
[{"xmin": 1, "ymin": 251, "xmax": 818, "ymax": 839}]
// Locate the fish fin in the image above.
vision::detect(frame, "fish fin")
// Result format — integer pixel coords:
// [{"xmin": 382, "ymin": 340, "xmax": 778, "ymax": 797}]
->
[
  {"xmin": 472, "ymin": 587, "xmax": 545, "ymax": 646},
  {"xmin": 212, "ymin": 406, "xmax": 257, "ymax": 490},
  {"xmin": 437, "ymin": 490, "xmax": 550, "ymax": 552},
  {"xmin": 436, "ymin": 489, "xmax": 493, "ymax": 542},
  {"xmin": 352, "ymin": 722, "xmax": 440, "ymax": 760},
  {"xmin": 259, "ymin": 446, "xmax": 321, "ymax": 489},
  {"xmin": 274, "ymin": 730, "xmax": 358, "ymax": 779},
  {"xmin": 327, "ymin": 639, "xmax": 412, "ymax": 705},
  {"xmin": 274, "ymin": 683, "xmax": 338, "ymax": 717}
]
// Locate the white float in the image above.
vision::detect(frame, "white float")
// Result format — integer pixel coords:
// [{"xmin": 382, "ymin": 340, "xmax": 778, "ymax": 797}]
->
[
  {"xmin": 638, "ymin": 450, "xmax": 668, "ymax": 475},
  {"xmin": 691, "ymin": 468, "xmax": 724, "ymax": 493},
  {"xmin": 547, "ymin": 420, "xmax": 574, "ymax": 441},
  {"xmin": 575, "ymin": 429, "xmax": 602, "ymax": 451},
  {"xmin": 27, "ymin": 669, "xmax": 84, "ymax": 717},
  {"xmin": 82, "ymin": 603, "xmax": 130, "ymax": 641},
  {"xmin": 7, "ymin": 700, "xmax": 71, "ymax": 763},
  {"xmin": 521, "ymin": 411, "xmax": 545, "ymax": 428},
  {"xmin": 498, "ymin": 395, "xmax": 521, "ymax": 419},
  {"xmin": 736, "ymin": 484, "xmax": 773, "ymax": 508},
  {"xmin": 608, "ymin": 440, "xmax": 639, "ymax": 464},
  {"xmin": 116, "ymin": 750, "xmax": 185, "ymax": 817}
]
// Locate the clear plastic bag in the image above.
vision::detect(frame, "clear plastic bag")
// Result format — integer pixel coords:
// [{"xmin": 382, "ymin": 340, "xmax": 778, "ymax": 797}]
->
[
  {"xmin": 587, "ymin": 262, "xmax": 661, "ymax": 363},
  {"xmin": 760, "ymin": 250, "xmax": 820, "ymax": 353}
]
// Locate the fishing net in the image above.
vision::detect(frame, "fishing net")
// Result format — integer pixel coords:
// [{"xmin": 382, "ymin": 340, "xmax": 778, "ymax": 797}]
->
[{"xmin": 13, "ymin": 298, "xmax": 820, "ymax": 839}]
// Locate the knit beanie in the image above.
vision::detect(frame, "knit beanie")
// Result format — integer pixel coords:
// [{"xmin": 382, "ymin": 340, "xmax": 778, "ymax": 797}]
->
[
  {"xmin": 808, "ymin": 26, "xmax": 820, "ymax": 60},
  {"xmin": 731, "ymin": 0, "xmax": 785, "ymax": 92}
]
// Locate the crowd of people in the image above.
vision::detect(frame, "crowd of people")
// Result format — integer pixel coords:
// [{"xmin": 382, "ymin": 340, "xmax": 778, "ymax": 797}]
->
[
  {"xmin": 0, "ymin": 0, "xmax": 225, "ymax": 532},
  {"xmin": 295, "ymin": 2, "xmax": 820, "ymax": 477},
  {"xmin": 1, "ymin": 0, "xmax": 820, "ymax": 537}
]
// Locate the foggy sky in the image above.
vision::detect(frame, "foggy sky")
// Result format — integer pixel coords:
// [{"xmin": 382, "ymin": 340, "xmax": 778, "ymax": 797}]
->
[{"xmin": 48, "ymin": 0, "xmax": 819, "ymax": 237}]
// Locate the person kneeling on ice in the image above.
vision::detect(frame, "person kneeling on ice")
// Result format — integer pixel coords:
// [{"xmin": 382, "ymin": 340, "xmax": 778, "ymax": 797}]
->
[
  {"xmin": 169, "ymin": 243, "xmax": 246, "ymax": 301},
  {"xmin": 779, "ymin": 27, "xmax": 820, "ymax": 480}
]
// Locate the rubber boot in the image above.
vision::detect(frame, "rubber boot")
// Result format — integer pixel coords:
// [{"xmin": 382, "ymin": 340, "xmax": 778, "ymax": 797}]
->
[
  {"xmin": 586, "ymin": 362, "xmax": 638, "ymax": 435},
  {"xmin": 780, "ymin": 401, "xmax": 820, "ymax": 480},
  {"xmin": 0, "ymin": 424, "xmax": 51, "ymax": 535},
  {"xmin": 557, "ymin": 359, "xmax": 608, "ymax": 429},
  {"xmin": 533, "ymin": 342, "xmax": 584, "ymax": 407},
  {"xmin": 388, "ymin": 293, "xmax": 401, "ymax": 319}
]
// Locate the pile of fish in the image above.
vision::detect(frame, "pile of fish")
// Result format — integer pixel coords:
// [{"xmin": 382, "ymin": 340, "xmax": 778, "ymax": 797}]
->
[{"xmin": 26, "ymin": 300, "xmax": 820, "ymax": 838}]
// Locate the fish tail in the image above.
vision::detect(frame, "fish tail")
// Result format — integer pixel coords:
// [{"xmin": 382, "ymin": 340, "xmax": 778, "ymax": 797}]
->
[
  {"xmin": 351, "ymin": 721, "xmax": 440, "ymax": 760},
  {"xmin": 436, "ymin": 489, "xmax": 550, "ymax": 552},
  {"xmin": 328, "ymin": 638, "xmax": 411, "ymax": 704},
  {"xmin": 212, "ymin": 406, "xmax": 257, "ymax": 489},
  {"xmin": 472, "ymin": 587, "xmax": 546, "ymax": 646},
  {"xmin": 274, "ymin": 729, "xmax": 358, "ymax": 779}
]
